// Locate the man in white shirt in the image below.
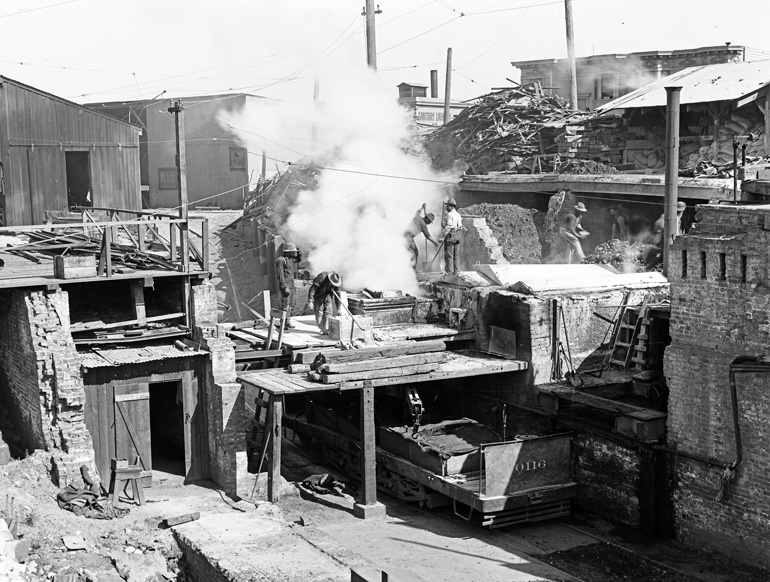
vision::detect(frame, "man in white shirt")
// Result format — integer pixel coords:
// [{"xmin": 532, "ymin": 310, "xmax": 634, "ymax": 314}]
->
[{"xmin": 441, "ymin": 198, "xmax": 464, "ymax": 274}]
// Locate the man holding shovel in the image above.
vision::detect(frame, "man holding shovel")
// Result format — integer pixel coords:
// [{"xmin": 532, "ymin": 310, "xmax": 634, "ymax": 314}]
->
[
  {"xmin": 404, "ymin": 203, "xmax": 440, "ymax": 270},
  {"xmin": 305, "ymin": 271, "xmax": 343, "ymax": 335}
]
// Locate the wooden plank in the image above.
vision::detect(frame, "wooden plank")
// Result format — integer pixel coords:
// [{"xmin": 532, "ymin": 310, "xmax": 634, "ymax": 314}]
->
[
  {"xmin": 71, "ymin": 312, "xmax": 185, "ymax": 333},
  {"xmin": 164, "ymin": 512, "xmax": 200, "ymax": 527},
  {"xmin": 320, "ymin": 362, "xmax": 439, "ymax": 384},
  {"xmin": 319, "ymin": 352, "xmax": 446, "ymax": 374},
  {"xmin": 268, "ymin": 396, "xmax": 283, "ymax": 502},
  {"xmin": 359, "ymin": 384, "xmax": 377, "ymax": 507},
  {"xmin": 311, "ymin": 339, "xmax": 446, "ymax": 365},
  {"xmin": 114, "ymin": 383, "xmax": 151, "ymax": 475},
  {"xmin": 130, "ymin": 281, "xmax": 146, "ymax": 324}
]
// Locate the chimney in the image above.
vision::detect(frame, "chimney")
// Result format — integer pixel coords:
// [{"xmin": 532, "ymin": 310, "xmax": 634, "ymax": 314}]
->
[{"xmin": 430, "ymin": 70, "xmax": 438, "ymax": 98}]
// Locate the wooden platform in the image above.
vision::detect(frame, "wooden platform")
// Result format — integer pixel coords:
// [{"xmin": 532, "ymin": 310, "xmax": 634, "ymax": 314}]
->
[{"xmin": 238, "ymin": 350, "xmax": 528, "ymax": 394}]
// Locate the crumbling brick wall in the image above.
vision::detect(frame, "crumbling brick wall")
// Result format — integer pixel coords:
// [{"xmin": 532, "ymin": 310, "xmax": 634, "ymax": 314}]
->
[
  {"xmin": 666, "ymin": 204, "xmax": 770, "ymax": 568},
  {"xmin": 191, "ymin": 282, "xmax": 244, "ymax": 497},
  {"xmin": 0, "ymin": 289, "xmax": 95, "ymax": 485}
]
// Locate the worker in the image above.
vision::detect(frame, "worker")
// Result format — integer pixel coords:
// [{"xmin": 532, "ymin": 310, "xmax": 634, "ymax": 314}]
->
[
  {"xmin": 610, "ymin": 204, "xmax": 629, "ymax": 242},
  {"xmin": 558, "ymin": 202, "xmax": 589, "ymax": 263},
  {"xmin": 305, "ymin": 271, "xmax": 343, "ymax": 335},
  {"xmin": 404, "ymin": 204, "xmax": 440, "ymax": 270},
  {"xmin": 441, "ymin": 198, "xmax": 464, "ymax": 275},
  {"xmin": 275, "ymin": 242, "xmax": 301, "ymax": 328}
]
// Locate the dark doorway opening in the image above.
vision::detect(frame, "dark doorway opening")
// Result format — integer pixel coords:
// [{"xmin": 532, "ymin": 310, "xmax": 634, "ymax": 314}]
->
[
  {"xmin": 149, "ymin": 381, "xmax": 185, "ymax": 476},
  {"xmin": 65, "ymin": 151, "xmax": 92, "ymax": 208}
]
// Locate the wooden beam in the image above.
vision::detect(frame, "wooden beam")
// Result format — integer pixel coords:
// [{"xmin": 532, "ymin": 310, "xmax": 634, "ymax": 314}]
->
[
  {"xmin": 268, "ymin": 395, "xmax": 283, "ymax": 503},
  {"xmin": 298, "ymin": 339, "xmax": 445, "ymax": 365},
  {"xmin": 130, "ymin": 281, "xmax": 146, "ymax": 324},
  {"xmin": 70, "ymin": 312, "xmax": 185, "ymax": 333},
  {"xmin": 359, "ymin": 382, "xmax": 377, "ymax": 507},
  {"xmin": 765, "ymin": 91, "xmax": 770, "ymax": 157},
  {"xmin": 319, "ymin": 352, "xmax": 445, "ymax": 374},
  {"xmin": 320, "ymin": 362, "xmax": 439, "ymax": 384}
]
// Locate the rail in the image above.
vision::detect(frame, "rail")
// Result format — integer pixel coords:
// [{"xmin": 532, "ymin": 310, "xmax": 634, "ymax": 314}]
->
[{"xmin": 0, "ymin": 207, "xmax": 209, "ymax": 278}]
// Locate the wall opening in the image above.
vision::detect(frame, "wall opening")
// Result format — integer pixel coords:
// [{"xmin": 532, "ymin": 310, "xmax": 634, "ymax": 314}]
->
[
  {"xmin": 149, "ymin": 381, "xmax": 185, "ymax": 476},
  {"xmin": 681, "ymin": 250, "xmax": 688, "ymax": 278},
  {"xmin": 741, "ymin": 254, "xmax": 747, "ymax": 283},
  {"xmin": 718, "ymin": 253, "xmax": 726, "ymax": 280},
  {"xmin": 65, "ymin": 151, "xmax": 92, "ymax": 208},
  {"xmin": 699, "ymin": 252, "xmax": 707, "ymax": 279}
]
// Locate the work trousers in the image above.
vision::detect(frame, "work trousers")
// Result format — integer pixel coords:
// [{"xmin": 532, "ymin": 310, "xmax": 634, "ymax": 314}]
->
[
  {"xmin": 559, "ymin": 231, "xmax": 585, "ymax": 264},
  {"xmin": 279, "ymin": 286, "xmax": 293, "ymax": 318},
  {"xmin": 405, "ymin": 234, "xmax": 419, "ymax": 269},
  {"xmin": 443, "ymin": 233, "xmax": 460, "ymax": 274},
  {"xmin": 313, "ymin": 295, "xmax": 334, "ymax": 334}
]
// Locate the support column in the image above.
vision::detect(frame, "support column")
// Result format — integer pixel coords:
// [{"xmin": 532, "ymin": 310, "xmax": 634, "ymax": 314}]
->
[
  {"xmin": 354, "ymin": 381, "xmax": 386, "ymax": 518},
  {"xmin": 267, "ymin": 395, "xmax": 283, "ymax": 502}
]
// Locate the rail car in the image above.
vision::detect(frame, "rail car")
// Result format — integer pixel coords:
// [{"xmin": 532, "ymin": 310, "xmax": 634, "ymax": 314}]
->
[{"xmin": 284, "ymin": 392, "xmax": 576, "ymax": 529}]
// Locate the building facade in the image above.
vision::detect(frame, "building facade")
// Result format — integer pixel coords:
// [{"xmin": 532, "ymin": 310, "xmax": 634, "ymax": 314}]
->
[
  {"xmin": 397, "ymin": 82, "xmax": 467, "ymax": 127},
  {"xmin": 512, "ymin": 45, "xmax": 770, "ymax": 110},
  {"xmin": 0, "ymin": 77, "xmax": 141, "ymax": 227},
  {"xmin": 88, "ymin": 94, "xmax": 263, "ymax": 210}
]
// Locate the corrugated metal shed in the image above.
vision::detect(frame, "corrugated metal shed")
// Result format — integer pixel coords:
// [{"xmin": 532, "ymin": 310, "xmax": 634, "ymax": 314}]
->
[
  {"xmin": 597, "ymin": 61, "xmax": 770, "ymax": 112},
  {"xmin": 79, "ymin": 344, "xmax": 206, "ymax": 368}
]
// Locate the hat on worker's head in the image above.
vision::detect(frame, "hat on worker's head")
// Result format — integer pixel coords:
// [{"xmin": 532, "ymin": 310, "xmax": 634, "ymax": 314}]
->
[
  {"xmin": 328, "ymin": 272, "xmax": 342, "ymax": 287},
  {"xmin": 574, "ymin": 202, "xmax": 588, "ymax": 213},
  {"xmin": 445, "ymin": 198, "xmax": 457, "ymax": 208},
  {"xmin": 424, "ymin": 213, "xmax": 435, "ymax": 224},
  {"xmin": 283, "ymin": 242, "xmax": 298, "ymax": 253},
  {"xmin": 677, "ymin": 201, "xmax": 686, "ymax": 213}
]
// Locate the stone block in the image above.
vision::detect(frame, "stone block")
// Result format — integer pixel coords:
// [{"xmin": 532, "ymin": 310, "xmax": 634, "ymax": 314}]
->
[
  {"xmin": 2, "ymin": 539, "xmax": 29, "ymax": 563},
  {"xmin": 328, "ymin": 316, "xmax": 373, "ymax": 342},
  {"xmin": 53, "ymin": 255, "xmax": 96, "ymax": 279},
  {"xmin": 353, "ymin": 501, "xmax": 386, "ymax": 519}
]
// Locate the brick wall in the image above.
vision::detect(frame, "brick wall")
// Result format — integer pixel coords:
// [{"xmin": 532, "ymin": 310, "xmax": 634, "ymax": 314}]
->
[
  {"xmin": 191, "ymin": 282, "xmax": 245, "ymax": 497},
  {"xmin": 0, "ymin": 289, "xmax": 95, "ymax": 485},
  {"xmin": 666, "ymin": 204, "xmax": 770, "ymax": 567}
]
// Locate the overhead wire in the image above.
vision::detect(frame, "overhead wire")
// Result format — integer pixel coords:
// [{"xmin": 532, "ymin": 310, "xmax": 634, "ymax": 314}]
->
[{"xmin": 0, "ymin": 0, "xmax": 80, "ymax": 19}]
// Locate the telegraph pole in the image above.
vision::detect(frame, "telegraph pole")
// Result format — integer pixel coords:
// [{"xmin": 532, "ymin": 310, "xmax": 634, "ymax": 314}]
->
[
  {"xmin": 168, "ymin": 100, "xmax": 189, "ymax": 272},
  {"xmin": 663, "ymin": 86, "xmax": 682, "ymax": 277},
  {"xmin": 564, "ymin": 0, "xmax": 578, "ymax": 109},
  {"xmin": 364, "ymin": 1, "xmax": 381, "ymax": 70},
  {"xmin": 443, "ymin": 48, "xmax": 453, "ymax": 125}
]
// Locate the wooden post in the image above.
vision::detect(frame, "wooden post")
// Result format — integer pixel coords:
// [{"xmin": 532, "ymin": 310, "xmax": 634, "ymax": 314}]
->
[
  {"xmin": 663, "ymin": 86, "xmax": 682, "ymax": 278},
  {"xmin": 364, "ymin": 0, "xmax": 378, "ymax": 70},
  {"xmin": 267, "ymin": 395, "xmax": 283, "ymax": 502},
  {"xmin": 104, "ymin": 226, "xmax": 112, "ymax": 278},
  {"xmin": 765, "ymin": 91, "xmax": 770, "ymax": 157},
  {"xmin": 443, "ymin": 48, "xmax": 452, "ymax": 125},
  {"xmin": 138, "ymin": 222, "xmax": 146, "ymax": 253},
  {"xmin": 200, "ymin": 218, "xmax": 209, "ymax": 271},
  {"xmin": 130, "ymin": 281, "xmax": 146, "ymax": 324},
  {"xmin": 266, "ymin": 234, "xmax": 278, "ymax": 298},
  {"xmin": 169, "ymin": 100, "xmax": 190, "ymax": 273},
  {"xmin": 564, "ymin": 0, "xmax": 578, "ymax": 110},
  {"xmin": 169, "ymin": 224, "xmax": 178, "ymax": 263},
  {"xmin": 354, "ymin": 381, "xmax": 385, "ymax": 518}
]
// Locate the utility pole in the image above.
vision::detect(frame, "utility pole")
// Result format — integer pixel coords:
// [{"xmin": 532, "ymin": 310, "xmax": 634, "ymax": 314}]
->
[
  {"xmin": 443, "ymin": 48, "xmax": 453, "ymax": 125},
  {"xmin": 363, "ymin": 1, "xmax": 381, "ymax": 70},
  {"xmin": 663, "ymin": 86, "xmax": 682, "ymax": 278},
  {"xmin": 312, "ymin": 71, "xmax": 321, "ymax": 155},
  {"xmin": 168, "ymin": 100, "xmax": 189, "ymax": 273},
  {"xmin": 564, "ymin": 0, "xmax": 578, "ymax": 110}
]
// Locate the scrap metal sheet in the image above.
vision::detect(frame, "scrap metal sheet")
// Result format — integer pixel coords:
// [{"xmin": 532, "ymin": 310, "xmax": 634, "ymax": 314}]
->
[{"xmin": 79, "ymin": 344, "xmax": 206, "ymax": 368}]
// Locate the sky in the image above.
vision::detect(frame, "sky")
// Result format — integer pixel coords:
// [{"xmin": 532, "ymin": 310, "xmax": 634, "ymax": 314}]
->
[{"xmin": 3, "ymin": 0, "xmax": 770, "ymax": 108}]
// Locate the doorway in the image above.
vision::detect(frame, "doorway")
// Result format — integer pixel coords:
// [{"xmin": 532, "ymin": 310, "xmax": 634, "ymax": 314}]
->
[
  {"xmin": 149, "ymin": 381, "xmax": 185, "ymax": 476},
  {"xmin": 65, "ymin": 151, "xmax": 92, "ymax": 208}
]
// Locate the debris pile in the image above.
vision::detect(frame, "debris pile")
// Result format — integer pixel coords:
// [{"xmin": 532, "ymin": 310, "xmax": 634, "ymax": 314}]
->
[
  {"xmin": 424, "ymin": 85, "xmax": 589, "ymax": 174},
  {"xmin": 556, "ymin": 159, "xmax": 620, "ymax": 174},
  {"xmin": 556, "ymin": 115, "xmax": 628, "ymax": 168},
  {"xmin": 583, "ymin": 240, "xmax": 657, "ymax": 273},
  {"xmin": 460, "ymin": 203, "xmax": 541, "ymax": 263}
]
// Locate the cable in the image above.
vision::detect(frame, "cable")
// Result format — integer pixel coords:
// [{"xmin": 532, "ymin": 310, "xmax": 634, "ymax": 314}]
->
[
  {"xmin": 466, "ymin": 0, "xmax": 563, "ymax": 15},
  {"xmin": 0, "ymin": 0, "xmax": 81, "ymax": 19},
  {"xmin": 452, "ymin": 69, "xmax": 489, "ymax": 91},
  {"xmin": 378, "ymin": 15, "xmax": 464, "ymax": 55},
  {"xmin": 459, "ymin": 0, "xmax": 535, "ymax": 69}
]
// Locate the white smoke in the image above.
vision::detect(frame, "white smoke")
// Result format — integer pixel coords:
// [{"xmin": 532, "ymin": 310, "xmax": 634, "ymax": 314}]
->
[{"xmin": 220, "ymin": 41, "xmax": 448, "ymax": 295}]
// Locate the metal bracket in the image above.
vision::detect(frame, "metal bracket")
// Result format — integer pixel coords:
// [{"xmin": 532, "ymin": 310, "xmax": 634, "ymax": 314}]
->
[{"xmin": 453, "ymin": 499, "xmax": 474, "ymax": 521}]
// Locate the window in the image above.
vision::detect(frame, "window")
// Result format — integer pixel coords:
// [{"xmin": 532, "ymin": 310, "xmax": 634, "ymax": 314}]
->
[
  {"xmin": 740, "ymin": 254, "xmax": 747, "ymax": 283},
  {"xmin": 718, "ymin": 253, "xmax": 726, "ymax": 280},
  {"xmin": 229, "ymin": 147, "xmax": 247, "ymax": 170},
  {"xmin": 158, "ymin": 168, "xmax": 178, "ymax": 190},
  {"xmin": 700, "ymin": 252, "xmax": 707, "ymax": 279},
  {"xmin": 681, "ymin": 250, "xmax": 688, "ymax": 278}
]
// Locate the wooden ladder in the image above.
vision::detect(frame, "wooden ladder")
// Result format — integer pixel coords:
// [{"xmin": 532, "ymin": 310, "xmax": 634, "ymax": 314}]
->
[
  {"xmin": 247, "ymin": 389, "xmax": 284, "ymax": 501},
  {"xmin": 608, "ymin": 295, "xmax": 651, "ymax": 370}
]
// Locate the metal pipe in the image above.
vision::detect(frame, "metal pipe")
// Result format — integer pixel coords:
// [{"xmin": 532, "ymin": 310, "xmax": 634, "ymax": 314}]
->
[{"xmin": 662, "ymin": 86, "xmax": 682, "ymax": 277}]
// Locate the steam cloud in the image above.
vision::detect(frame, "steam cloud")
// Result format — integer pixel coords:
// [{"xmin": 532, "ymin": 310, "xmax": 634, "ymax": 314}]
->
[{"xmin": 220, "ymin": 44, "xmax": 448, "ymax": 294}]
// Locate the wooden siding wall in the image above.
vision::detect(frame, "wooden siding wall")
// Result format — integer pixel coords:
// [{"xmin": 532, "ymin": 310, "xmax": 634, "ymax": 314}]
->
[
  {"xmin": 0, "ymin": 80, "xmax": 141, "ymax": 225},
  {"xmin": 145, "ymin": 97, "xmax": 247, "ymax": 210}
]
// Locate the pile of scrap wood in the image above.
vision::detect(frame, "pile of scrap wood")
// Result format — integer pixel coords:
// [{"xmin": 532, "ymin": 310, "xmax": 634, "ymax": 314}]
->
[
  {"xmin": 424, "ymin": 84, "xmax": 591, "ymax": 174},
  {"xmin": 291, "ymin": 339, "xmax": 447, "ymax": 385}
]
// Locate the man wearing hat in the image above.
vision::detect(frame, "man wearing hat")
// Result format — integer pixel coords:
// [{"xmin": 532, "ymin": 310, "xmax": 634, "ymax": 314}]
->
[
  {"xmin": 441, "ymin": 198, "xmax": 465, "ymax": 274},
  {"xmin": 306, "ymin": 271, "xmax": 343, "ymax": 335},
  {"xmin": 558, "ymin": 201, "xmax": 589, "ymax": 263},
  {"xmin": 404, "ymin": 204, "xmax": 440, "ymax": 270},
  {"xmin": 276, "ymin": 242, "xmax": 301, "ymax": 328}
]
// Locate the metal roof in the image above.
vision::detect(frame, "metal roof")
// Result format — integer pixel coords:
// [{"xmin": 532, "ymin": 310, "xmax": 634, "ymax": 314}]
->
[
  {"xmin": 79, "ymin": 344, "xmax": 206, "ymax": 369},
  {"xmin": 596, "ymin": 60, "xmax": 770, "ymax": 112}
]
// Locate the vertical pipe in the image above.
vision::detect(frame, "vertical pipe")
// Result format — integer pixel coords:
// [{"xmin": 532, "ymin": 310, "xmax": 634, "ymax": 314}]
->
[
  {"xmin": 443, "ymin": 48, "xmax": 453, "ymax": 125},
  {"xmin": 564, "ymin": 0, "xmax": 578, "ymax": 110},
  {"xmin": 365, "ymin": 0, "xmax": 377, "ymax": 70},
  {"xmin": 663, "ymin": 86, "xmax": 682, "ymax": 278},
  {"xmin": 430, "ymin": 70, "xmax": 438, "ymax": 98},
  {"xmin": 261, "ymin": 149, "xmax": 266, "ymax": 180},
  {"xmin": 169, "ymin": 100, "xmax": 189, "ymax": 272}
]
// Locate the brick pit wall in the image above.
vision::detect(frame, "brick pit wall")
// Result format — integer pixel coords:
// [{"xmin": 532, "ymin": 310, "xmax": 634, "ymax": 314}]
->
[
  {"xmin": 666, "ymin": 204, "xmax": 770, "ymax": 567},
  {"xmin": 0, "ymin": 288, "xmax": 95, "ymax": 485}
]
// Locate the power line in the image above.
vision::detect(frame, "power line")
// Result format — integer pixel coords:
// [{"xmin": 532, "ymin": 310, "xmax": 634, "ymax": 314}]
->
[
  {"xmin": 379, "ymin": 15, "xmax": 463, "ymax": 55},
  {"xmin": 459, "ymin": 0, "xmax": 535, "ymax": 69},
  {"xmin": 0, "ymin": 0, "xmax": 80, "ymax": 19}
]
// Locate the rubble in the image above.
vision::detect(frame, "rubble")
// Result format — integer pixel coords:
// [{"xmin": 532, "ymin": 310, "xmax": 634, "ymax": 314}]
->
[
  {"xmin": 460, "ymin": 203, "xmax": 541, "ymax": 263},
  {"xmin": 424, "ymin": 84, "xmax": 591, "ymax": 174}
]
